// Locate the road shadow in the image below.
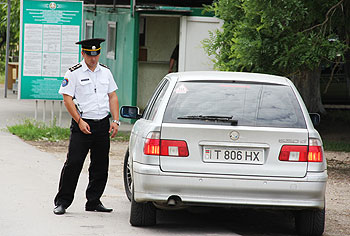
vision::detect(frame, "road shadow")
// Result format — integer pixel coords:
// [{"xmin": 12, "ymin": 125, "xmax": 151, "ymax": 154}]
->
[{"xmin": 149, "ymin": 207, "xmax": 297, "ymax": 236}]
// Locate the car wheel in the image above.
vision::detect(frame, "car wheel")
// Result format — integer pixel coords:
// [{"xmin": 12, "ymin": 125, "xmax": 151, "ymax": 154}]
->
[
  {"xmin": 130, "ymin": 190, "xmax": 156, "ymax": 227},
  {"xmin": 295, "ymin": 208, "xmax": 325, "ymax": 236},
  {"xmin": 123, "ymin": 148, "xmax": 132, "ymax": 201}
]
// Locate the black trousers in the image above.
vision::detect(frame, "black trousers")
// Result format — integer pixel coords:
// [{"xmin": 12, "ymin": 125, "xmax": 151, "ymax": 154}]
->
[{"xmin": 54, "ymin": 116, "xmax": 110, "ymax": 209}]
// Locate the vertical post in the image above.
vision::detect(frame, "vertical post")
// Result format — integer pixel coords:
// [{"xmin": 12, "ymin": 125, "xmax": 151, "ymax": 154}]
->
[
  {"xmin": 131, "ymin": 0, "xmax": 136, "ymax": 17},
  {"xmin": 51, "ymin": 100, "xmax": 54, "ymax": 125},
  {"xmin": 131, "ymin": 6, "xmax": 139, "ymax": 107},
  {"xmin": 4, "ymin": 0, "xmax": 11, "ymax": 98},
  {"xmin": 94, "ymin": 0, "xmax": 96, "ymax": 16},
  {"xmin": 178, "ymin": 16, "xmax": 187, "ymax": 72},
  {"xmin": 35, "ymin": 100, "xmax": 38, "ymax": 120},
  {"xmin": 59, "ymin": 100, "xmax": 62, "ymax": 126},
  {"xmin": 43, "ymin": 100, "xmax": 46, "ymax": 122}
]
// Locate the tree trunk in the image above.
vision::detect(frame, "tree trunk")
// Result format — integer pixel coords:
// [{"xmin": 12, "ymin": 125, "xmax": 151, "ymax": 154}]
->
[{"xmin": 290, "ymin": 68, "xmax": 326, "ymax": 114}]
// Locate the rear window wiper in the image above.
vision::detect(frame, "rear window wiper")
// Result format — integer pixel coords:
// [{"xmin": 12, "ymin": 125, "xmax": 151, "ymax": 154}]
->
[{"xmin": 177, "ymin": 115, "xmax": 238, "ymax": 126}]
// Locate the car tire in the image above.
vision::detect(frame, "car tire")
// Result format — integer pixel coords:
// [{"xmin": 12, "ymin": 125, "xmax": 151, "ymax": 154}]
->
[
  {"xmin": 123, "ymin": 148, "xmax": 132, "ymax": 201},
  {"xmin": 130, "ymin": 190, "xmax": 156, "ymax": 227},
  {"xmin": 295, "ymin": 208, "xmax": 325, "ymax": 236}
]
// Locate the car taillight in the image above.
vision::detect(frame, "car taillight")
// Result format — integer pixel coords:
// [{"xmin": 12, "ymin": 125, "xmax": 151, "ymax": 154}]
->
[
  {"xmin": 279, "ymin": 145, "xmax": 308, "ymax": 162},
  {"xmin": 144, "ymin": 132, "xmax": 161, "ymax": 155},
  {"xmin": 308, "ymin": 139, "xmax": 323, "ymax": 162},
  {"xmin": 160, "ymin": 140, "xmax": 189, "ymax": 157},
  {"xmin": 143, "ymin": 132, "xmax": 189, "ymax": 157},
  {"xmin": 144, "ymin": 138, "xmax": 160, "ymax": 155},
  {"xmin": 278, "ymin": 139, "xmax": 323, "ymax": 162}
]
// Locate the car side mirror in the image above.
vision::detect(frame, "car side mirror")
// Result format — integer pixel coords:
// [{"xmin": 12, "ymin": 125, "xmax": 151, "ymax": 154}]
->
[
  {"xmin": 309, "ymin": 113, "xmax": 320, "ymax": 126},
  {"xmin": 120, "ymin": 106, "xmax": 141, "ymax": 119}
]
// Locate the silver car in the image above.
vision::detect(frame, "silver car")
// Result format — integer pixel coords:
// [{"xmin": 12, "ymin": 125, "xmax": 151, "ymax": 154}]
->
[{"xmin": 121, "ymin": 72, "xmax": 327, "ymax": 236}]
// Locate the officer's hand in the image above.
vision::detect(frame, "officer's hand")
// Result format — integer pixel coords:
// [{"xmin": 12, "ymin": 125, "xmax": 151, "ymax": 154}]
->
[
  {"xmin": 79, "ymin": 119, "xmax": 92, "ymax": 135},
  {"xmin": 109, "ymin": 123, "xmax": 119, "ymax": 138}
]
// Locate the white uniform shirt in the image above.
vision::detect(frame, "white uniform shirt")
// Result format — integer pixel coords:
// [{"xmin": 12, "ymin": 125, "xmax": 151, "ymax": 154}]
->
[{"xmin": 59, "ymin": 60, "xmax": 118, "ymax": 120}]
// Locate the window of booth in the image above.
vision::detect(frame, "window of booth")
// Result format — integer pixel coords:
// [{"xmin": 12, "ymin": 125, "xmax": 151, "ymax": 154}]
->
[
  {"xmin": 85, "ymin": 20, "xmax": 94, "ymax": 39},
  {"xmin": 107, "ymin": 21, "xmax": 117, "ymax": 59}
]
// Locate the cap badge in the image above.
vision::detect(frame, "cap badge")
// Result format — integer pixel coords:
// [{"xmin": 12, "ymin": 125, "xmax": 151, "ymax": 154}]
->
[{"xmin": 92, "ymin": 46, "xmax": 96, "ymax": 50}]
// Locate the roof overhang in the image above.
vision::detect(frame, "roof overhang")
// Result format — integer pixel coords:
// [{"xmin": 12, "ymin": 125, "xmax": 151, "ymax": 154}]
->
[{"xmin": 81, "ymin": 0, "xmax": 213, "ymax": 8}]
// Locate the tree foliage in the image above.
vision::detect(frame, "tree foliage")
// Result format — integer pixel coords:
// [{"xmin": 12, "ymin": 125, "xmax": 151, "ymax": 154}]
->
[
  {"xmin": 0, "ymin": 0, "xmax": 20, "ymax": 70},
  {"xmin": 203, "ymin": 0, "xmax": 349, "ymax": 76}
]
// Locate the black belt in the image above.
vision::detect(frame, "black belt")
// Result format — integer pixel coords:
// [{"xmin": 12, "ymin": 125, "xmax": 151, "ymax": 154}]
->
[{"xmin": 82, "ymin": 115, "xmax": 110, "ymax": 123}]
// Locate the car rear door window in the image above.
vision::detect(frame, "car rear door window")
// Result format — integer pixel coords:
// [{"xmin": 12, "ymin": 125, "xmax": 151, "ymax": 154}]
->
[
  {"xmin": 163, "ymin": 81, "xmax": 306, "ymax": 128},
  {"xmin": 143, "ymin": 78, "xmax": 170, "ymax": 120}
]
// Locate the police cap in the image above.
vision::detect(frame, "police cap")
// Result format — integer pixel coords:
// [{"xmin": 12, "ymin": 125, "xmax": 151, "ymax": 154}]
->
[{"xmin": 76, "ymin": 38, "xmax": 105, "ymax": 56}]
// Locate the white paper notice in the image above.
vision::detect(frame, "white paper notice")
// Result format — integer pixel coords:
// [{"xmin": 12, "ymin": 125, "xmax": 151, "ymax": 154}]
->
[
  {"xmin": 42, "ymin": 53, "xmax": 60, "ymax": 76},
  {"xmin": 61, "ymin": 54, "xmax": 79, "ymax": 77},
  {"xmin": 22, "ymin": 24, "xmax": 81, "ymax": 77},
  {"xmin": 24, "ymin": 24, "xmax": 43, "ymax": 51},
  {"xmin": 23, "ymin": 52, "xmax": 42, "ymax": 76},
  {"xmin": 61, "ymin": 25, "xmax": 80, "ymax": 53},
  {"xmin": 22, "ymin": 19, "xmax": 81, "ymax": 78},
  {"xmin": 43, "ymin": 25, "xmax": 61, "ymax": 52}
]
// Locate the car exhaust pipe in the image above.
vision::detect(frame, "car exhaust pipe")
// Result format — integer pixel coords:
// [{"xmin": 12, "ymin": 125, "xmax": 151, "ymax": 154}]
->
[
  {"xmin": 167, "ymin": 196, "xmax": 182, "ymax": 206},
  {"xmin": 167, "ymin": 198, "xmax": 176, "ymax": 206}
]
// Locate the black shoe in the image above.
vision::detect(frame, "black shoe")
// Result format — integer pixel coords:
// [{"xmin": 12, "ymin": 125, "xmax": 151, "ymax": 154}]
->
[
  {"xmin": 85, "ymin": 203, "xmax": 113, "ymax": 212},
  {"xmin": 53, "ymin": 205, "xmax": 66, "ymax": 215}
]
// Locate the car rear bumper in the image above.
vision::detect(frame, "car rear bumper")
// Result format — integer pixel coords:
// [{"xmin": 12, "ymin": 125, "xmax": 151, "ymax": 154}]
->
[{"xmin": 133, "ymin": 162, "xmax": 327, "ymax": 209}]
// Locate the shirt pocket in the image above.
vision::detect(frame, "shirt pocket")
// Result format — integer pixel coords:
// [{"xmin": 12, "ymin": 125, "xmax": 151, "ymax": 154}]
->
[
  {"xmin": 98, "ymin": 79, "xmax": 109, "ymax": 94},
  {"xmin": 76, "ymin": 78, "xmax": 94, "ymax": 95}
]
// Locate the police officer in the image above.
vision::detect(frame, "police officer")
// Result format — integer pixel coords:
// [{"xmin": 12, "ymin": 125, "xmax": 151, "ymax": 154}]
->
[{"xmin": 53, "ymin": 38, "xmax": 120, "ymax": 215}]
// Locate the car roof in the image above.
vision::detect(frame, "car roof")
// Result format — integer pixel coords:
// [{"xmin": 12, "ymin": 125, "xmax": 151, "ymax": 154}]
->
[{"xmin": 168, "ymin": 71, "xmax": 290, "ymax": 86}]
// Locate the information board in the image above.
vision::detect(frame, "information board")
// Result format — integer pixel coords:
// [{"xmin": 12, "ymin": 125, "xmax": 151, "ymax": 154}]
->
[{"xmin": 20, "ymin": 0, "xmax": 83, "ymax": 100}]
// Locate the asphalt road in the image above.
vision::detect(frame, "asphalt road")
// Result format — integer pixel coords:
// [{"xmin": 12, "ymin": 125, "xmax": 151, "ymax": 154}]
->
[
  {"xmin": 0, "ymin": 131, "xmax": 235, "ymax": 236},
  {"xmin": 0, "ymin": 131, "xmax": 300, "ymax": 236}
]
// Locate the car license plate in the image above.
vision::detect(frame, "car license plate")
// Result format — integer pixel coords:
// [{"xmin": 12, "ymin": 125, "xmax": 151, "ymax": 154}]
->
[{"xmin": 203, "ymin": 146, "xmax": 264, "ymax": 165}]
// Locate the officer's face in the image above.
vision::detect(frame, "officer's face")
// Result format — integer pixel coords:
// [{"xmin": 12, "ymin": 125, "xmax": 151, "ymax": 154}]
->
[{"xmin": 82, "ymin": 51, "xmax": 100, "ymax": 70}]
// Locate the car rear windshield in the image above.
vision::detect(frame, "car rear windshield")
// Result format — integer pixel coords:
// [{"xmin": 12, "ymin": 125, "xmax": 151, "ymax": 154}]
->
[{"xmin": 163, "ymin": 81, "xmax": 306, "ymax": 128}]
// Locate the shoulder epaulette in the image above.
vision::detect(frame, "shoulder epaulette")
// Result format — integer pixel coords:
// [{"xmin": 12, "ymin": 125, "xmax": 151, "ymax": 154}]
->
[
  {"xmin": 100, "ymin": 63, "xmax": 110, "ymax": 69},
  {"xmin": 69, "ymin": 63, "xmax": 82, "ymax": 72}
]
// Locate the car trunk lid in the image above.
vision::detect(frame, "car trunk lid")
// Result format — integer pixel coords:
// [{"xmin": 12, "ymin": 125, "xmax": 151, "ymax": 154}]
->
[{"xmin": 159, "ymin": 124, "xmax": 309, "ymax": 178}]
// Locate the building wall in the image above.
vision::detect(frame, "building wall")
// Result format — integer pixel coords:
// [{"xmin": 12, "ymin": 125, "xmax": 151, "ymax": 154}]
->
[{"xmin": 83, "ymin": 7, "xmax": 138, "ymax": 117}]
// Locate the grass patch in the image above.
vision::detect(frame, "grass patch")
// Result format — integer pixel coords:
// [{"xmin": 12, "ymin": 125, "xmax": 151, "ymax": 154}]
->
[
  {"xmin": 323, "ymin": 140, "xmax": 350, "ymax": 152},
  {"xmin": 7, "ymin": 119, "xmax": 130, "ymax": 142},
  {"xmin": 111, "ymin": 131, "xmax": 130, "ymax": 142},
  {"xmin": 7, "ymin": 119, "xmax": 70, "ymax": 141},
  {"xmin": 319, "ymin": 109, "xmax": 350, "ymax": 152},
  {"xmin": 0, "ymin": 71, "xmax": 4, "ymax": 84}
]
